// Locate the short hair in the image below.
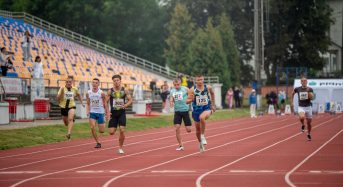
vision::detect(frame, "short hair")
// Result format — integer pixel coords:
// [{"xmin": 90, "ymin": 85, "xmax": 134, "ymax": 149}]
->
[
  {"xmin": 0, "ymin": 47, "xmax": 5, "ymax": 52},
  {"xmin": 195, "ymin": 74, "xmax": 204, "ymax": 78},
  {"xmin": 35, "ymin": 56, "xmax": 41, "ymax": 62},
  {"xmin": 93, "ymin": 78, "xmax": 100, "ymax": 82},
  {"xmin": 112, "ymin": 74, "xmax": 121, "ymax": 80},
  {"xmin": 173, "ymin": 78, "xmax": 181, "ymax": 83},
  {"xmin": 67, "ymin": 75, "xmax": 74, "ymax": 80}
]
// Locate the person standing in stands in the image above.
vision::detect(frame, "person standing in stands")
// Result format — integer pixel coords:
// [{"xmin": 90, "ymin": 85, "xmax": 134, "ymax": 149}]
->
[
  {"xmin": 0, "ymin": 47, "xmax": 13, "ymax": 76},
  {"xmin": 22, "ymin": 31, "xmax": 33, "ymax": 61},
  {"xmin": 57, "ymin": 76, "xmax": 84, "ymax": 140},
  {"xmin": 31, "ymin": 56, "xmax": 44, "ymax": 98},
  {"xmin": 106, "ymin": 75, "xmax": 133, "ymax": 154}
]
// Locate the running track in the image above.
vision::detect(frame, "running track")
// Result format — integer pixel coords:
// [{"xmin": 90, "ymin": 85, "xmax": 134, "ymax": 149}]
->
[{"xmin": 0, "ymin": 114, "xmax": 342, "ymax": 187}]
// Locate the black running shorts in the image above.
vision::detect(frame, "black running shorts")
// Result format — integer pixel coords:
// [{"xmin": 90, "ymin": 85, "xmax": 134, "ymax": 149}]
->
[
  {"xmin": 174, "ymin": 111, "xmax": 192, "ymax": 126},
  {"xmin": 60, "ymin": 107, "xmax": 76, "ymax": 117},
  {"xmin": 108, "ymin": 109, "xmax": 126, "ymax": 128}
]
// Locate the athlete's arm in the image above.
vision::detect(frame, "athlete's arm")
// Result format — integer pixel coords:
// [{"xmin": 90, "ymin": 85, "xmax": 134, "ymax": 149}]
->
[
  {"xmin": 291, "ymin": 88, "xmax": 296, "ymax": 107},
  {"xmin": 56, "ymin": 87, "xmax": 64, "ymax": 103},
  {"xmin": 208, "ymin": 85, "xmax": 216, "ymax": 112},
  {"xmin": 169, "ymin": 91, "xmax": 174, "ymax": 108},
  {"xmin": 101, "ymin": 92, "xmax": 109, "ymax": 114},
  {"xmin": 105, "ymin": 90, "xmax": 111, "ymax": 120},
  {"xmin": 186, "ymin": 87, "xmax": 194, "ymax": 104},
  {"xmin": 86, "ymin": 92, "xmax": 90, "ymax": 116},
  {"xmin": 124, "ymin": 89, "xmax": 133, "ymax": 109}
]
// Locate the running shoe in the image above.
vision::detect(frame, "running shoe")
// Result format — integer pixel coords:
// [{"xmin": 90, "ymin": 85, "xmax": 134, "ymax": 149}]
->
[
  {"xmin": 66, "ymin": 134, "xmax": 71, "ymax": 141},
  {"xmin": 201, "ymin": 135, "xmax": 207, "ymax": 145},
  {"xmin": 301, "ymin": 125, "xmax": 305, "ymax": 133},
  {"xmin": 307, "ymin": 134, "xmax": 312, "ymax": 141},
  {"xmin": 118, "ymin": 148, "xmax": 125, "ymax": 154},
  {"xmin": 199, "ymin": 142, "xmax": 205, "ymax": 153},
  {"xmin": 94, "ymin": 143, "xmax": 101, "ymax": 148},
  {"xmin": 176, "ymin": 146, "xmax": 184, "ymax": 151}
]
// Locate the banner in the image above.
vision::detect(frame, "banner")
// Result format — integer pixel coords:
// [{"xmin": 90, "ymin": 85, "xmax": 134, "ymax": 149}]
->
[
  {"xmin": 0, "ymin": 77, "xmax": 23, "ymax": 94},
  {"xmin": 30, "ymin": 78, "xmax": 45, "ymax": 101}
]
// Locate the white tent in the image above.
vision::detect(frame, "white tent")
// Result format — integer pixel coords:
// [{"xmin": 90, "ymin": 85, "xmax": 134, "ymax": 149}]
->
[{"xmin": 293, "ymin": 79, "xmax": 343, "ymax": 112}]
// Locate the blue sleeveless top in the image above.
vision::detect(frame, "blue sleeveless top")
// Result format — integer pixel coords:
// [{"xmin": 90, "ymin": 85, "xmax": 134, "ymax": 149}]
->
[{"xmin": 192, "ymin": 85, "xmax": 211, "ymax": 113}]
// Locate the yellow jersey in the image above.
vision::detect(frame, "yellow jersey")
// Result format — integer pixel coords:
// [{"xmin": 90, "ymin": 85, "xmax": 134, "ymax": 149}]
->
[
  {"xmin": 58, "ymin": 87, "xmax": 79, "ymax": 108},
  {"xmin": 181, "ymin": 77, "xmax": 187, "ymax": 87}
]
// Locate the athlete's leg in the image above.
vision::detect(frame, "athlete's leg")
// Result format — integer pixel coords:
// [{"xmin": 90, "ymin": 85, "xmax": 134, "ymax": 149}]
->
[
  {"xmin": 62, "ymin": 116, "xmax": 68, "ymax": 126},
  {"xmin": 67, "ymin": 109, "xmax": 75, "ymax": 135},
  {"xmin": 194, "ymin": 121, "xmax": 201, "ymax": 142},
  {"xmin": 175, "ymin": 124, "xmax": 182, "ymax": 147},
  {"xmin": 89, "ymin": 118, "xmax": 99, "ymax": 144},
  {"xmin": 199, "ymin": 110, "xmax": 212, "ymax": 135},
  {"xmin": 118, "ymin": 126, "xmax": 125, "ymax": 149}
]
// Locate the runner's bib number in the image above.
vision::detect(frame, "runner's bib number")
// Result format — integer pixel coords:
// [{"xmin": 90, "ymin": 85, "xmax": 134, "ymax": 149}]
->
[
  {"xmin": 91, "ymin": 99, "xmax": 100, "ymax": 108},
  {"xmin": 173, "ymin": 92, "xmax": 183, "ymax": 101},
  {"xmin": 299, "ymin": 92, "xmax": 308, "ymax": 100},
  {"xmin": 196, "ymin": 95, "xmax": 209, "ymax": 106},
  {"xmin": 113, "ymin": 99, "xmax": 124, "ymax": 108},
  {"xmin": 65, "ymin": 91, "xmax": 74, "ymax": 100}
]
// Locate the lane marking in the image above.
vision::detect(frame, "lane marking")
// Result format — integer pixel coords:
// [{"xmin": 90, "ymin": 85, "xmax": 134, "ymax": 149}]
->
[
  {"xmin": 76, "ymin": 170, "xmax": 104, "ymax": 173},
  {"xmin": 0, "ymin": 171, "xmax": 42, "ymax": 174},
  {"xmin": 229, "ymin": 170, "xmax": 274, "ymax": 173},
  {"xmin": 285, "ymin": 129, "xmax": 343, "ymax": 187},
  {"xmin": 195, "ymin": 116, "xmax": 340, "ymax": 187},
  {"xmin": 0, "ymin": 117, "xmax": 270, "ymax": 171},
  {"xmin": 151, "ymin": 170, "xmax": 196, "ymax": 173},
  {"xmin": 9, "ymin": 117, "xmax": 289, "ymax": 187},
  {"xmin": 0, "ymin": 117, "xmax": 258, "ymax": 160},
  {"xmin": 102, "ymin": 118, "xmax": 301, "ymax": 187}
]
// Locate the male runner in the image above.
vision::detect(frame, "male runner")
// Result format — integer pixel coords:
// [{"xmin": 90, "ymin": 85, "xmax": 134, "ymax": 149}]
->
[
  {"xmin": 86, "ymin": 78, "xmax": 109, "ymax": 148},
  {"xmin": 291, "ymin": 76, "xmax": 314, "ymax": 141},
  {"xmin": 57, "ymin": 75, "xmax": 84, "ymax": 140},
  {"xmin": 187, "ymin": 75, "xmax": 216, "ymax": 152},
  {"xmin": 170, "ymin": 78, "xmax": 192, "ymax": 151},
  {"xmin": 106, "ymin": 75, "xmax": 133, "ymax": 154}
]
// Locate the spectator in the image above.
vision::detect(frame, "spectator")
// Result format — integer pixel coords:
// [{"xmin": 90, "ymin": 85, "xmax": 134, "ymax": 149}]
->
[
  {"xmin": 234, "ymin": 86, "xmax": 241, "ymax": 108},
  {"xmin": 187, "ymin": 76, "xmax": 194, "ymax": 89},
  {"xmin": 181, "ymin": 74, "xmax": 187, "ymax": 87},
  {"xmin": 22, "ymin": 30, "xmax": 33, "ymax": 61},
  {"xmin": 269, "ymin": 90, "xmax": 278, "ymax": 110},
  {"xmin": 160, "ymin": 81, "xmax": 170, "ymax": 113},
  {"xmin": 226, "ymin": 87, "xmax": 234, "ymax": 110},
  {"xmin": 249, "ymin": 89, "xmax": 257, "ymax": 118},
  {"xmin": 0, "ymin": 47, "xmax": 13, "ymax": 77},
  {"xmin": 32, "ymin": 56, "xmax": 44, "ymax": 79},
  {"xmin": 149, "ymin": 79, "xmax": 157, "ymax": 101},
  {"xmin": 239, "ymin": 85, "xmax": 244, "ymax": 107}
]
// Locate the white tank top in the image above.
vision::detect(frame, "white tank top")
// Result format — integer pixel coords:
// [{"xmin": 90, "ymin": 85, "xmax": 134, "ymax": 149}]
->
[{"xmin": 88, "ymin": 89, "xmax": 105, "ymax": 114}]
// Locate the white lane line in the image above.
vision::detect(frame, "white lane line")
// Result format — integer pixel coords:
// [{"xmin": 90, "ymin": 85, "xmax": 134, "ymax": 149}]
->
[
  {"xmin": 76, "ymin": 170, "xmax": 104, "ymax": 173},
  {"xmin": 196, "ymin": 116, "xmax": 339, "ymax": 187},
  {"xmin": 151, "ymin": 170, "xmax": 196, "ymax": 173},
  {"xmin": 229, "ymin": 170, "xmax": 274, "ymax": 173},
  {"xmin": 308, "ymin": 170, "xmax": 343, "ymax": 174},
  {"xmin": 0, "ymin": 116, "xmax": 254, "ymax": 159},
  {"xmin": 9, "ymin": 117, "xmax": 286, "ymax": 187},
  {"xmin": 0, "ymin": 117, "xmax": 269, "ymax": 171},
  {"xmin": 309, "ymin": 170, "xmax": 322, "ymax": 173},
  {"xmin": 0, "ymin": 171, "xmax": 42, "ymax": 174},
  {"xmin": 102, "ymin": 119, "xmax": 299, "ymax": 187},
  {"xmin": 285, "ymin": 129, "xmax": 343, "ymax": 187}
]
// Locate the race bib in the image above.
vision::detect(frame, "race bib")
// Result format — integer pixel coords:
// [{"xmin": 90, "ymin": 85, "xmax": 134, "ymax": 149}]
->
[
  {"xmin": 173, "ymin": 92, "xmax": 183, "ymax": 101},
  {"xmin": 91, "ymin": 99, "xmax": 100, "ymax": 108},
  {"xmin": 299, "ymin": 92, "xmax": 308, "ymax": 100},
  {"xmin": 113, "ymin": 98, "xmax": 124, "ymax": 108},
  {"xmin": 64, "ymin": 91, "xmax": 74, "ymax": 100},
  {"xmin": 196, "ymin": 95, "xmax": 209, "ymax": 106}
]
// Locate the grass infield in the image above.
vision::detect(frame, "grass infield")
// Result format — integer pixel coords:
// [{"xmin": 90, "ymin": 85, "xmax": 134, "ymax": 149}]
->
[{"xmin": 0, "ymin": 109, "xmax": 249, "ymax": 150}]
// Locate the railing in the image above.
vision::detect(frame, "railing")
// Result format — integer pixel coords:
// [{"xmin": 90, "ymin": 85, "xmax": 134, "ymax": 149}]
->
[{"xmin": 0, "ymin": 10, "xmax": 220, "ymax": 83}]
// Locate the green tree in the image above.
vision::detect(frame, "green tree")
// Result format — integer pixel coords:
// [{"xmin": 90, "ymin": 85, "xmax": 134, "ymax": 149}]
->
[
  {"xmin": 188, "ymin": 18, "xmax": 230, "ymax": 88},
  {"xmin": 264, "ymin": 0, "xmax": 333, "ymax": 83},
  {"xmin": 164, "ymin": 3, "xmax": 195, "ymax": 73},
  {"xmin": 217, "ymin": 14, "xmax": 240, "ymax": 87}
]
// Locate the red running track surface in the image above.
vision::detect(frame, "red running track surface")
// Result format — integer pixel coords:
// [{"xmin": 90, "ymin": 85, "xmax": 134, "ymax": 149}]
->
[{"xmin": 0, "ymin": 114, "xmax": 342, "ymax": 187}]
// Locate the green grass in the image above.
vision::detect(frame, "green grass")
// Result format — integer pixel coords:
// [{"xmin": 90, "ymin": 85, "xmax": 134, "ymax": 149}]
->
[{"xmin": 0, "ymin": 108, "xmax": 249, "ymax": 150}]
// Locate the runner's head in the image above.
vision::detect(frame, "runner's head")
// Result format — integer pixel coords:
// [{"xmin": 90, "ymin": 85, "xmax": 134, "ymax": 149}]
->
[
  {"xmin": 112, "ymin": 74, "xmax": 121, "ymax": 88},
  {"xmin": 66, "ymin": 75, "xmax": 74, "ymax": 88},
  {"xmin": 195, "ymin": 74, "xmax": 204, "ymax": 87},
  {"xmin": 300, "ymin": 76, "xmax": 307, "ymax": 88},
  {"xmin": 92, "ymin": 78, "xmax": 100, "ymax": 90},
  {"xmin": 173, "ymin": 78, "xmax": 181, "ymax": 90}
]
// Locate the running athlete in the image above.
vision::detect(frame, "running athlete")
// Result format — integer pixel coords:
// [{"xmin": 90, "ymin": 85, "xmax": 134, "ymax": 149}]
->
[
  {"xmin": 56, "ymin": 76, "xmax": 84, "ymax": 140},
  {"xmin": 86, "ymin": 78, "xmax": 109, "ymax": 148},
  {"xmin": 291, "ymin": 76, "xmax": 314, "ymax": 141},
  {"xmin": 186, "ymin": 75, "xmax": 216, "ymax": 152},
  {"xmin": 170, "ymin": 78, "xmax": 191, "ymax": 151},
  {"xmin": 105, "ymin": 75, "xmax": 133, "ymax": 154}
]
